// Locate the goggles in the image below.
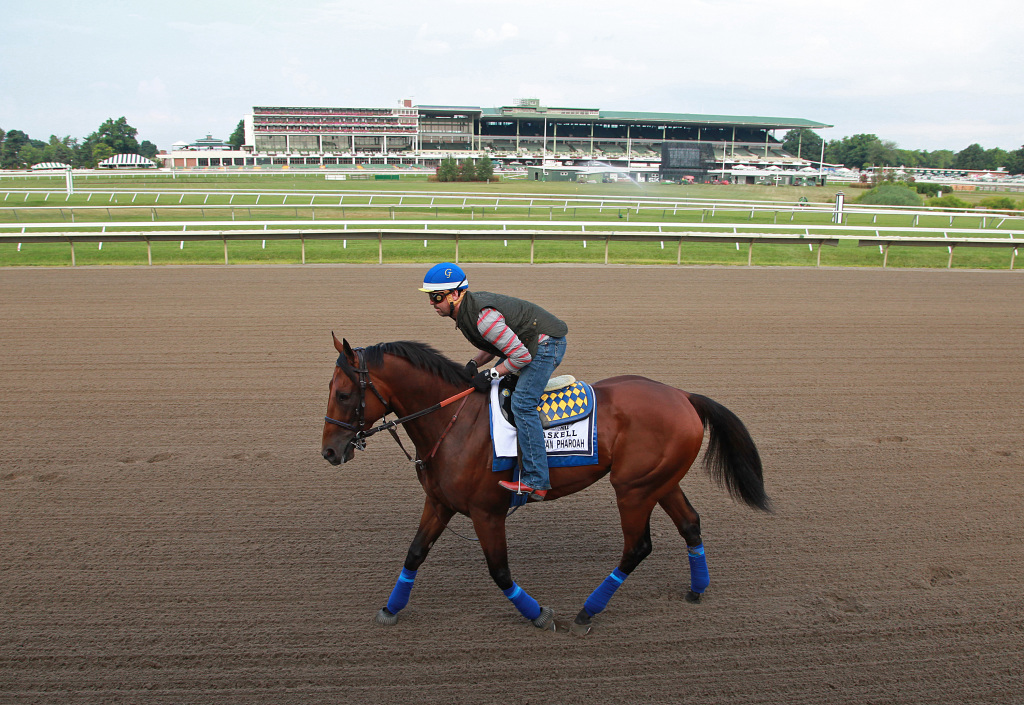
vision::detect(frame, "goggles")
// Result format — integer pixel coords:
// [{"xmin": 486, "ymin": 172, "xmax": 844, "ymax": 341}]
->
[{"xmin": 427, "ymin": 290, "xmax": 451, "ymax": 304}]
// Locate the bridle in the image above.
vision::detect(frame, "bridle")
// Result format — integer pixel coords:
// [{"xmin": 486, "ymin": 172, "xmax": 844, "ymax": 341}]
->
[
  {"xmin": 324, "ymin": 346, "xmax": 473, "ymax": 464},
  {"xmin": 323, "ymin": 344, "xmax": 513, "ymax": 535},
  {"xmin": 324, "ymin": 347, "xmax": 388, "ymax": 453}
]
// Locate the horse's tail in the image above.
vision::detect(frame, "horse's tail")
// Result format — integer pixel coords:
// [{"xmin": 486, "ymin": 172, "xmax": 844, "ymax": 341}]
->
[{"xmin": 688, "ymin": 394, "xmax": 771, "ymax": 512}]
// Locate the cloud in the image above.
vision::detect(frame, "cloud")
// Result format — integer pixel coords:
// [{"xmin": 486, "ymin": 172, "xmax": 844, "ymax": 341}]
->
[
  {"xmin": 473, "ymin": 22, "xmax": 518, "ymax": 44},
  {"xmin": 414, "ymin": 24, "xmax": 452, "ymax": 55},
  {"xmin": 280, "ymin": 61, "xmax": 321, "ymax": 96},
  {"xmin": 137, "ymin": 77, "xmax": 168, "ymax": 102}
]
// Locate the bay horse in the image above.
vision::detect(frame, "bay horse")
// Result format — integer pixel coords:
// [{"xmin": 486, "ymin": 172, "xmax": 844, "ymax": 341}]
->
[{"xmin": 321, "ymin": 335, "xmax": 769, "ymax": 634}]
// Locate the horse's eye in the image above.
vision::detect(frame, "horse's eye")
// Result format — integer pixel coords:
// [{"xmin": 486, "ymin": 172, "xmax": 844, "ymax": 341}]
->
[{"xmin": 336, "ymin": 391, "xmax": 350, "ymax": 402}]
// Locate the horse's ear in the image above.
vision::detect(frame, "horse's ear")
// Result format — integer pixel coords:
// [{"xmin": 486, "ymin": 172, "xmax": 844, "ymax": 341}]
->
[
  {"xmin": 341, "ymin": 337, "xmax": 357, "ymax": 365},
  {"xmin": 332, "ymin": 332, "xmax": 345, "ymax": 355}
]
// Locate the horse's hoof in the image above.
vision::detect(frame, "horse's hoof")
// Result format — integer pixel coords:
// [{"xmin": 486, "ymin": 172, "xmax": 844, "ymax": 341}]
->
[
  {"xmin": 570, "ymin": 620, "xmax": 593, "ymax": 636},
  {"xmin": 375, "ymin": 607, "xmax": 399, "ymax": 626},
  {"xmin": 571, "ymin": 609, "xmax": 593, "ymax": 636},
  {"xmin": 686, "ymin": 590, "xmax": 703, "ymax": 604},
  {"xmin": 531, "ymin": 606, "xmax": 555, "ymax": 631}
]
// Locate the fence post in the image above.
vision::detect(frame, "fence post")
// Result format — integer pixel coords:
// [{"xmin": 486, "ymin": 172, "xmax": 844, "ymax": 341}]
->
[{"xmin": 224, "ymin": 237, "xmax": 229, "ymax": 265}]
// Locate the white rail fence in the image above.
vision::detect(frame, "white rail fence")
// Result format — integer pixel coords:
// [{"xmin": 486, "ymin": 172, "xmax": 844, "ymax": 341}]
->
[
  {"xmin": 3, "ymin": 189, "xmax": 1023, "ymax": 228},
  {"xmin": 2, "ymin": 222, "xmax": 1021, "ymax": 269}
]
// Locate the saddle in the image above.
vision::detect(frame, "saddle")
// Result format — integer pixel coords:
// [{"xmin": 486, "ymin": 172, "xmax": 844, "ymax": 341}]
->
[{"xmin": 497, "ymin": 374, "xmax": 595, "ymax": 429}]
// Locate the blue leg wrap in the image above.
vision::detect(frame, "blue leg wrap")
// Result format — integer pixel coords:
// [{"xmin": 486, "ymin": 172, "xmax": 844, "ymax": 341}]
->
[
  {"xmin": 502, "ymin": 582, "xmax": 542, "ymax": 621},
  {"xmin": 583, "ymin": 568, "xmax": 628, "ymax": 617},
  {"xmin": 385, "ymin": 567, "xmax": 417, "ymax": 614},
  {"xmin": 688, "ymin": 544, "xmax": 710, "ymax": 594}
]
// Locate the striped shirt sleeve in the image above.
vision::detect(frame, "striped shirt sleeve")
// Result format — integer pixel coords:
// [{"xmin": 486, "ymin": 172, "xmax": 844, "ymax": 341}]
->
[{"xmin": 476, "ymin": 308, "xmax": 532, "ymax": 371}]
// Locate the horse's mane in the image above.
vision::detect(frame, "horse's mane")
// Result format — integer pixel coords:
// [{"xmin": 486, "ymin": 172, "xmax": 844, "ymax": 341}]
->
[{"xmin": 341, "ymin": 340, "xmax": 471, "ymax": 388}]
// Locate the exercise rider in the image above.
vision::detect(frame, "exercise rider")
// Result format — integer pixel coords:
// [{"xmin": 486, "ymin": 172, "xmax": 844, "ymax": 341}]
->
[{"xmin": 420, "ymin": 263, "xmax": 568, "ymax": 501}]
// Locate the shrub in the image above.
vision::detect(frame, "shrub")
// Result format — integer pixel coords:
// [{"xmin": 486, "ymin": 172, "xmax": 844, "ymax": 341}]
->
[
  {"xmin": 926, "ymin": 195, "xmax": 969, "ymax": 210},
  {"xmin": 912, "ymin": 182, "xmax": 945, "ymax": 198},
  {"xmin": 978, "ymin": 196, "xmax": 1019, "ymax": 211},
  {"xmin": 855, "ymin": 183, "xmax": 923, "ymax": 206}
]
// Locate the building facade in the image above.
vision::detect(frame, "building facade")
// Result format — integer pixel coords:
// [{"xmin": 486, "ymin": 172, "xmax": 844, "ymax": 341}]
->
[{"xmin": 163, "ymin": 99, "xmax": 831, "ymax": 180}]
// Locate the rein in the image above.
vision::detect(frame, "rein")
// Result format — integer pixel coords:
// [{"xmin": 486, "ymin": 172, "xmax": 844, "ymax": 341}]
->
[
  {"xmin": 324, "ymin": 347, "xmax": 475, "ymax": 463},
  {"xmin": 324, "ymin": 346, "xmax": 520, "ymax": 538}
]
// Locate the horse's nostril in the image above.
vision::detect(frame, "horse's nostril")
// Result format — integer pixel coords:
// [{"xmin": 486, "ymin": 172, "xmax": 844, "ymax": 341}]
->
[{"xmin": 322, "ymin": 448, "xmax": 334, "ymax": 461}]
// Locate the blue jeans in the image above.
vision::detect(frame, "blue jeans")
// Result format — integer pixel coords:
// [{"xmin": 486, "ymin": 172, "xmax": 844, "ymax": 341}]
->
[{"xmin": 509, "ymin": 336, "xmax": 567, "ymax": 491}]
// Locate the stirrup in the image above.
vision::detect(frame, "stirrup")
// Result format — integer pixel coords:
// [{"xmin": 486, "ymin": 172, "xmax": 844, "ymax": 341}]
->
[{"xmin": 499, "ymin": 479, "xmax": 535, "ymax": 494}]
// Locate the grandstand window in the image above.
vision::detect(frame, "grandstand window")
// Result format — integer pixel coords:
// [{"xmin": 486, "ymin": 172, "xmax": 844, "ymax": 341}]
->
[{"xmin": 255, "ymin": 135, "xmax": 287, "ymax": 151}]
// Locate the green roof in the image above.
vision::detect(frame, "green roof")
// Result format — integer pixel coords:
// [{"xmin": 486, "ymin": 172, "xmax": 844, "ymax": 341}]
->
[
  {"xmin": 599, "ymin": 110, "xmax": 830, "ymax": 129},
  {"xmin": 477, "ymin": 106, "xmax": 829, "ymax": 129}
]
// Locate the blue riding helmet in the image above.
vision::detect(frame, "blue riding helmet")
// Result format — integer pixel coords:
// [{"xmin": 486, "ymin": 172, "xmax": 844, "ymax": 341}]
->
[{"xmin": 419, "ymin": 262, "xmax": 469, "ymax": 292}]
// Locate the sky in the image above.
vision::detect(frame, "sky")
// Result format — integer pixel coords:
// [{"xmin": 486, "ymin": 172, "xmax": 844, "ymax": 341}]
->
[{"xmin": 2, "ymin": 0, "xmax": 1022, "ymax": 153}]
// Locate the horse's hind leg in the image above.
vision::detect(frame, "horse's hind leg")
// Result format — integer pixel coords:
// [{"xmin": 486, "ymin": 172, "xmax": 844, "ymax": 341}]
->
[{"xmin": 659, "ymin": 486, "xmax": 710, "ymax": 602}]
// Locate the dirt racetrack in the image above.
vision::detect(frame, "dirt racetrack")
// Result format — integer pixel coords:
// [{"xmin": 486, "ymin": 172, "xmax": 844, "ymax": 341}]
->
[{"xmin": 1, "ymin": 264, "xmax": 1022, "ymax": 704}]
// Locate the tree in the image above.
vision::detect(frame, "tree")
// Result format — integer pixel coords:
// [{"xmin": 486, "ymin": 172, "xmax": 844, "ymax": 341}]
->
[
  {"xmin": 437, "ymin": 155, "xmax": 458, "ymax": 182},
  {"xmin": 91, "ymin": 143, "xmax": 114, "ymax": 167},
  {"xmin": 228, "ymin": 119, "xmax": 245, "ymax": 149},
  {"xmin": 458, "ymin": 157, "xmax": 476, "ymax": 182},
  {"xmin": 87, "ymin": 117, "xmax": 139, "ymax": 155},
  {"xmin": 924, "ymin": 149, "xmax": 955, "ymax": 169},
  {"xmin": 19, "ymin": 144, "xmax": 45, "ymax": 168},
  {"xmin": 984, "ymin": 147, "xmax": 1008, "ymax": 170},
  {"xmin": 44, "ymin": 135, "xmax": 77, "ymax": 165},
  {"xmin": 825, "ymin": 134, "xmax": 892, "ymax": 169},
  {"xmin": 953, "ymin": 143, "xmax": 986, "ymax": 170},
  {"xmin": 139, "ymin": 140, "xmax": 158, "ymax": 159},
  {"xmin": 1, "ymin": 129, "xmax": 30, "ymax": 168},
  {"xmin": 781, "ymin": 128, "xmax": 823, "ymax": 161},
  {"xmin": 476, "ymin": 155, "xmax": 494, "ymax": 182},
  {"xmin": 1005, "ymin": 146, "xmax": 1024, "ymax": 175}
]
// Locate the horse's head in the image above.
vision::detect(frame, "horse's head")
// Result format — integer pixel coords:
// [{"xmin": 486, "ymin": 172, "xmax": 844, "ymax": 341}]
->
[{"xmin": 321, "ymin": 334, "xmax": 389, "ymax": 466}]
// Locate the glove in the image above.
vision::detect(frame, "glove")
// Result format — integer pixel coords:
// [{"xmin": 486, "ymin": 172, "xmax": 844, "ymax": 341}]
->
[
  {"xmin": 464, "ymin": 360, "xmax": 478, "ymax": 377},
  {"xmin": 471, "ymin": 368, "xmax": 500, "ymax": 393}
]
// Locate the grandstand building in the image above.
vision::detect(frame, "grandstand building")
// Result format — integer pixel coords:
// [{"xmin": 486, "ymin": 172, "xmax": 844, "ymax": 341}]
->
[{"xmin": 163, "ymin": 98, "xmax": 831, "ymax": 182}]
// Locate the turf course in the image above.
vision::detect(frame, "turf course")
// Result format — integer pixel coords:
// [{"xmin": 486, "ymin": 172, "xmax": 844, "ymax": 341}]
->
[{"xmin": 1, "ymin": 173, "xmax": 1021, "ymax": 269}]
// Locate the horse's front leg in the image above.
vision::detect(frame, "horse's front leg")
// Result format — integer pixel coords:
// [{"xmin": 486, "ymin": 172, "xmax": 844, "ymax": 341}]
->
[
  {"xmin": 572, "ymin": 497, "xmax": 656, "ymax": 636},
  {"xmin": 375, "ymin": 498, "xmax": 453, "ymax": 626},
  {"xmin": 471, "ymin": 509, "xmax": 556, "ymax": 631}
]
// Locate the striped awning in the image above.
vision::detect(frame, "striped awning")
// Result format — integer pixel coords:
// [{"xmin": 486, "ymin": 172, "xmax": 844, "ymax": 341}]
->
[
  {"xmin": 31, "ymin": 162, "xmax": 72, "ymax": 170},
  {"xmin": 98, "ymin": 153, "xmax": 157, "ymax": 167}
]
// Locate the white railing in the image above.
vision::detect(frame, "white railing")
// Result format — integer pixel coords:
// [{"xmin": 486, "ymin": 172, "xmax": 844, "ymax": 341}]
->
[
  {"xmin": 2, "ymin": 190, "xmax": 1022, "ymax": 228},
  {"xmin": 2, "ymin": 222, "xmax": 1021, "ymax": 269}
]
